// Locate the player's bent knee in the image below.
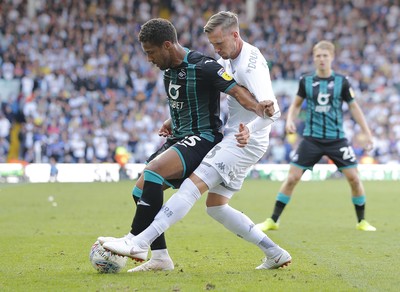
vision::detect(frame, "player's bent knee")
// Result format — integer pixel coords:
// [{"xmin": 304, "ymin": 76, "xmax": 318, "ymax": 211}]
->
[
  {"xmin": 206, "ymin": 193, "xmax": 229, "ymax": 207},
  {"xmin": 176, "ymin": 178, "xmax": 202, "ymax": 203},
  {"xmin": 206, "ymin": 205, "xmax": 227, "ymax": 224},
  {"xmin": 287, "ymin": 174, "xmax": 301, "ymax": 185}
]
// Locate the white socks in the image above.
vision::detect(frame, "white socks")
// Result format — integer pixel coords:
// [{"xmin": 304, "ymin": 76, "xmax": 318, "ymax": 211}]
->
[
  {"xmin": 133, "ymin": 178, "xmax": 280, "ymax": 259},
  {"xmin": 206, "ymin": 204, "xmax": 277, "ymax": 256},
  {"xmin": 135, "ymin": 178, "xmax": 201, "ymax": 245}
]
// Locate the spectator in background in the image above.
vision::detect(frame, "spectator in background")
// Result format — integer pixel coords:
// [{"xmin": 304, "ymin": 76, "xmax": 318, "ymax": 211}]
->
[
  {"xmin": 0, "ymin": 136, "xmax": 10, "ymax": 163},
  {"xmin": 49, "ymin": 156, "xmax": 58, "ymax": 182},
  {"xmin": 0, "ymin": 0, "xmax": 398, "ymax": 165},
  {"xmin": 0, "ymin": 111, "xmax": 11, "ymax": 142}
]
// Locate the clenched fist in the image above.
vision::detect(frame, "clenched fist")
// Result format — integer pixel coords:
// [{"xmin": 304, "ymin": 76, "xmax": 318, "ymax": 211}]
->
[{"xmin": 256, "ymin": 100, "xmax": 275, "ymax": 118}]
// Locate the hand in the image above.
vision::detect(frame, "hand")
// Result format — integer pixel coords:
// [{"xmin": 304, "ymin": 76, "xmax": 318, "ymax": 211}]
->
[
  {"xmin": 158, "ymin": 120, "xmax": 172, "ymax": 137},
  {"xmin": 256, "ymin": 100, "xmax": 275, "ymax": 118},
  {"xmin": 362, "ymin": 134, "xmax": 374, "ymax": 152},
  {"xmin": 285, "ymin": 120, "xmax": 297, "ymax": 134},
  {"xmin": 235, "ymin": 123, "xmax": 250, "ymax": 147}
]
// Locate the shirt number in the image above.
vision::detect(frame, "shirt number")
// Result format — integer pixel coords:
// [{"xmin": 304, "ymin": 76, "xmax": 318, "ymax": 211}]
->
[{"xmin": 340, "ymin": 146, "xmax": 356, "ymax": 162}]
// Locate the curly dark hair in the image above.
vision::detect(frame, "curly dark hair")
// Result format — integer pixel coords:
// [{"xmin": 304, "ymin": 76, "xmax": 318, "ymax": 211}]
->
[{"xmin": 138, "ymin": 18, "xmax": 178, "ymax": 46}]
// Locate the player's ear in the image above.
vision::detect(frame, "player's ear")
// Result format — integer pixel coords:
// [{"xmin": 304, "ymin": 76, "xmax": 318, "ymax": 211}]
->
[{"xmin": 163, "ymin": 41, "xmax": 173, "ymax": 50}]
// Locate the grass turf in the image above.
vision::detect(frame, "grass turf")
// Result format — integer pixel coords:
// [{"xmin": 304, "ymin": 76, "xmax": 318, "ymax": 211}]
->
[{"xmin": 0, "ymin": 180, "xmax": 398, "ymax": 291}]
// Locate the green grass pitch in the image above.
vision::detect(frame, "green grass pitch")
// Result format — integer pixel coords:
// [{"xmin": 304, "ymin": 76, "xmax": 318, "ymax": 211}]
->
[{"xmin": 0, "ymin": 179, "xmax": 398, "ymax": 291}]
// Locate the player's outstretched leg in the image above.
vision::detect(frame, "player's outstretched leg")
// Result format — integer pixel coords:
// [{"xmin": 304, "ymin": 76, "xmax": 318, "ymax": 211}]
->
[{"xmin": 206, "ymin": 204, "xmax": 291, "ymax": 269}]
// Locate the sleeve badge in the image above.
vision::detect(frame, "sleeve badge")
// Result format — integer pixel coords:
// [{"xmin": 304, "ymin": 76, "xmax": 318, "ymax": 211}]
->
[{"xmin": 217, "ymin": 68, "xmax": 233, "ymax": 81}]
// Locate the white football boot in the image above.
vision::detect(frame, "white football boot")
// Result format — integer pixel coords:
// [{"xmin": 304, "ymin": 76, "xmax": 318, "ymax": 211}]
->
[
  {"xmin": 103, "ymin": 237, "xmax": 149, "ymax": 262},
  {"xmin": 128, "ymin": 257, "xmax": 174, "ymax": 272},
  {"xmin": 100, "ymin": 233, "xmax": 148, "ymax": 262},
  {"xmin": 256, "ymin": 247, "xmax": 292, "ymax": 269},
  {"xmin": 98, "ymin": 233, "xmax": 133, "ymax": 245}
]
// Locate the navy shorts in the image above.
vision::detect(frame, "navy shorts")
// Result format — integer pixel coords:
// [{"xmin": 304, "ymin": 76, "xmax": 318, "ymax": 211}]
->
[
  {"xmin": 291, "ymin": 136, "xmax": 358, "ymax": 170},
  {"xmin": 146, "ymin": 133, "xmax": 223, "ymax": 188}
]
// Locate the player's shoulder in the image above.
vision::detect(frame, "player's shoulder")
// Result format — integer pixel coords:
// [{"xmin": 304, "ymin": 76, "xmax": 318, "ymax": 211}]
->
[
  {"xmin": 187, "ymin": 51, "xmax": 233, "ymax": 82},
  {"xmin": 332, "ymin": 71, "xmax": 352, "ymax": 86},
  {"xmin": 241, "ymin": 42, "xmax": 264, "ymax": 61},
  {"xmin": 187, "ymin": 50, "xmax": 218, "ymax": 66},
  {"xmin": 331, "ymin": 71, "xmax": 349, "ymax": 80},
  {"xmin": 299, "ymin": 71, "xmax": 314, "ymax": 81},
  {"xmin": 242, "ymin": 41, "xmax": 260, "ymax": 53}
]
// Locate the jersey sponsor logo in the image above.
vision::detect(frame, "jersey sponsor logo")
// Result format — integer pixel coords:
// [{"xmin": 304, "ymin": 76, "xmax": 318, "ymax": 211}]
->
[
  {"xmin": 247, "ymin": 49, "xmax": 258, "ymax": 70},
  {"xmin": 217, "ymin": 68, "xmax": 233, "ymax": 81},
  {"xmin": 315, "ymin": 105, "xmax": 331, "ymax": 113},
  {"xmin": 168, "ymin": 81, "xmax": 181, "ymax": 100},
  {"xmin": 317, "ymin": 92, "xmax": 330, "ymax": 104},
  {"xmin": 169, "ymin": 100, "xmax": 184, "ymax": 109},
  {"xmin": 315, "ymin": 92, "xmax": 331, "ymax": 113}
]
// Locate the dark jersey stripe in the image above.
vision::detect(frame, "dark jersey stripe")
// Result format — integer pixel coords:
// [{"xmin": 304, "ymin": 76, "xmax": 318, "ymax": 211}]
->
[{"xmin": 304, "ymin": 76, "xmax": 314, "ymax": 137}]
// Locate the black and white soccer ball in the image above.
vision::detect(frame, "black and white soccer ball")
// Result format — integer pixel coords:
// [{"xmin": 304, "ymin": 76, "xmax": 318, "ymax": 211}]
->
[{"xmin": 89, "ymin": 240, "xmax": 127, "ymax": 273}]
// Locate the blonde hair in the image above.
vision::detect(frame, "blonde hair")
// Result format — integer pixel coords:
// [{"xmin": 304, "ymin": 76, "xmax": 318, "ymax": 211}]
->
[
  {"xmin": 204, "ymin": 11, "xmax": 239, "ymax": 33},
  {"xmin": 313, "ymin": 40, "xmax": 335, "ymax": 55}
]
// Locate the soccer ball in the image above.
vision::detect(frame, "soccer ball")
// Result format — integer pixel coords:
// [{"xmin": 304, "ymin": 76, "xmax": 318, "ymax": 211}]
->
[{"xmin": 89, "ymin": 240, "xmax": 127, "ymax": 273}]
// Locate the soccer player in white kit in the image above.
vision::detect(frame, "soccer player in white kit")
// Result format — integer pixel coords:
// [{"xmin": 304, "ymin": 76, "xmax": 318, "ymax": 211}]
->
[{"xmin": 104, "ymin": 11, "xmax": 292, "ymax": 270}]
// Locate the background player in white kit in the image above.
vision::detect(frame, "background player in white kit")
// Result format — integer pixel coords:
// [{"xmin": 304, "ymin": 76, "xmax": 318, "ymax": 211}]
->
[{"xmin": 105, "ymin": 11, "xmax": 292, "ymax": 270}]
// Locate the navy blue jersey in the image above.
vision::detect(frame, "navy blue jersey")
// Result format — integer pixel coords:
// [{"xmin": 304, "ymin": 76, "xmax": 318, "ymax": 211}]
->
[
  {"xmin": 297, "ymin": 71, "xmax": 355, "ymax": 139},
  {"xmin": 164, "ymin": 49, "xmax": 236, "ymax": 141}
]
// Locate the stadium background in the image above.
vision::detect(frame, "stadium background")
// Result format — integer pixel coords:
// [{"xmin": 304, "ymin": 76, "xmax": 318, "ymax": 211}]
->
[{"xmin": 0, "ymin": 0, "xmax": 399, "ymax": 181}]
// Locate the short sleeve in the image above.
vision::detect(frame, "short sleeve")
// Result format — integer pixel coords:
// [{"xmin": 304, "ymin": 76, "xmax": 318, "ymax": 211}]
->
[{"xmin": 202, "ymin": 58, "xmax": 237, "ymax": 93}]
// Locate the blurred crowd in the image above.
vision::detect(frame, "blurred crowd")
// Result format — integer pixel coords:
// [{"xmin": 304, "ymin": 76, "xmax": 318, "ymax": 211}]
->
[{"xmin": 0, "ymin": 0, "xmax": 399, "ymax": 165}]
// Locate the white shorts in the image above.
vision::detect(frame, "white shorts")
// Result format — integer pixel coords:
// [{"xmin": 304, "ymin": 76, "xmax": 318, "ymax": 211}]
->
[{"xmin": 194, "ymin": 135, "xmax": 267, "ymax": 198}]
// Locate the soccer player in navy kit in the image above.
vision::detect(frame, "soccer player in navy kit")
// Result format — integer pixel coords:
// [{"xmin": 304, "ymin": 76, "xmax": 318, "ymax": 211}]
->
[
  {"xmin": 99, "ymin": 18, "xmax": 275, "ymax": 271},
  {"xmin": 256, "ymin": 40, "xmax": 376, "ymax": 232}
]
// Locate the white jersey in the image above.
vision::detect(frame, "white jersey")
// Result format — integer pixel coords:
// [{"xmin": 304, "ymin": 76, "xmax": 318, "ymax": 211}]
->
[
  {"xmin": 194, "ymin": 42, "xmax": 279, "ymax": 195},
  {"xmin": 218, "ymin": 41, "xmax": 278, "ymax": 149}
]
